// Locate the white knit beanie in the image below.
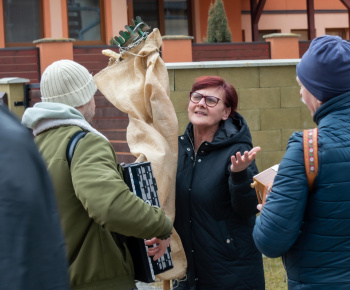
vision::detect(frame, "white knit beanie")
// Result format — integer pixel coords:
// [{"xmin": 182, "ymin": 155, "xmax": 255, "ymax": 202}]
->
[{"xmin": 40, "ymin": 59, "xmax": 97, "ymax": 108}]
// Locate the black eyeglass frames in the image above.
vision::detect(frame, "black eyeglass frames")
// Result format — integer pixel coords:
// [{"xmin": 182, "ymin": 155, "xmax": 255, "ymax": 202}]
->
[{"xmin": 189, "ymin": 91, "xmax": 226, "ymax": 107}]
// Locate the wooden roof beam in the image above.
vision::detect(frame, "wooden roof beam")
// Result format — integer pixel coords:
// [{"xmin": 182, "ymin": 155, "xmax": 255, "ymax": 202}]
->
[
  {"xmin": 307, "ymin": 0, "xmax": 316, "ymax": 40},
  {"xmin": 340, "ymin": 0, "xmax": 350, "ymax": 38},
  {"xmin": 250, "ymin": 0, "xmax": 266, "ymax": 42},
  {"xmin": 340, "ymin": 0, "xmax": 350, "ymax": 8}
]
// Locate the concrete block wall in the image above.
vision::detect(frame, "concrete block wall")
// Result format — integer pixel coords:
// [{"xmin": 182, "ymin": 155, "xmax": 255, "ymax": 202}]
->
[{"xmin": 166, "ymin": 59, "xmax": 314, "ymax": 172}]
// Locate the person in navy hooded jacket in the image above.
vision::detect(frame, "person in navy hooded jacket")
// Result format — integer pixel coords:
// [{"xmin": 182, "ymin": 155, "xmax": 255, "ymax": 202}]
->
[{"xmin": 253, "ymin": 35, "xmax": 350, "ymax": 289}]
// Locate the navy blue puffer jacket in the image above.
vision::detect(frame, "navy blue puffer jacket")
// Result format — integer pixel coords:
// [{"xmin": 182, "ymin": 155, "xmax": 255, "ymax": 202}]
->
[
  {"xmin": 175, "ymin": 113, "xmax": 265, "ymax": 290},
  {"xmin": 253, "ymin": 92, "xmax": 350, "ymax": 289}
]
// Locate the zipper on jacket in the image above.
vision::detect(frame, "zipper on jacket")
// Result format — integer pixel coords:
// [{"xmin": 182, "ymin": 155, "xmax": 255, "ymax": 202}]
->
[
  {"xmin": 186, "ymin": 132, "xmax": 197, "ymax": 167},
  {"xmin": 281, "ymin": 255, "xmax": 288, "ymax": 283}
]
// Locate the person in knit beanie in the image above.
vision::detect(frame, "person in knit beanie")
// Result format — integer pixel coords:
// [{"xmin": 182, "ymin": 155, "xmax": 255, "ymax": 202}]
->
[
  {"xmin": 296, "ymin": 35, "xmax": 350, "ymax": 103},
  {"xmin": 41, "ymin": 59, "xmax": 97, "ymax": 107},
  {"xmin": 21, "ymin": 60, "xmax": 173, "ymax": 290},
  {"xmin": 253, "ymin": 35, "xmax": 350, "ymax": 289},
  {"xmin": 37, "ymin": 59, "xmax": 97, "ymax": 124}
]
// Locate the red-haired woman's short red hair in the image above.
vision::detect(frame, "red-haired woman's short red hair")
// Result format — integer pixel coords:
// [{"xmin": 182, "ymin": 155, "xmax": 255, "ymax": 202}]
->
[{"xmin": 191, "ymin": 76, "xmax": 238, "ymax": 117}]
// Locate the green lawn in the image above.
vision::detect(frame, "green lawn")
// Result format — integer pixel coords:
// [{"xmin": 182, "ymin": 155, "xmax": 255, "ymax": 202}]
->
[{"xmin": 263, "ymin": 256, "xmax": 287, "ymax": 290}]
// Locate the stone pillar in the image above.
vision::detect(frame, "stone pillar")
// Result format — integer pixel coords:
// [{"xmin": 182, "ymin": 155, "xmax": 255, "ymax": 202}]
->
[
  {"xmin": 263, "ymin": 33, "xmax": 301, "ymax": 59},
  {"xmin": 161, "ymin": 35, "xmax": 194, "ymax": 63},
  {"xmin": 0, "ymin": 77, "xmax": 30, "ymax": 118},
  {"xmin": 33, "ymin": 38, "xmax": 75, "ymax": 75}
]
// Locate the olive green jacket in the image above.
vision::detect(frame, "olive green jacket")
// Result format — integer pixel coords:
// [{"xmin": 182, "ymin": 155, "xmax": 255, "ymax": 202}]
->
[{"xmin": 34, "ymin": 125, "xmax": 172, "ymax": 290}]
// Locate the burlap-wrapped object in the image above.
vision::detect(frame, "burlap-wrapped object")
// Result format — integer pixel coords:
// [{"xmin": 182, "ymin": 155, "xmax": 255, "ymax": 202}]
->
[{"xmin": 94, "ymin": 28, "xmax": 187, "ymax": 280}]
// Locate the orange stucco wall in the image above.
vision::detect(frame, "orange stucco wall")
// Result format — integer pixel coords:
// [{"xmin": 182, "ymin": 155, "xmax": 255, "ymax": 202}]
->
[
  {"xmin": 111, "ymin": 0, "xmax": 128, "ymax": 43},
  {"xmin": 36, "ymin": 41, "xmax": 74, "ymax": 74},
  {"xmin": 224, "ymin": 0, "xmax": 242, "ymax": 42},
  {"xmin": 314, "ymin": 0, "xmax": 346, "ymax": 10},
  {"xmin": 47, "ymin": 0, "xmax": 65, "ymax": 38},
  {"xmin": 265, "ymin": 35, "xmax": 300, "ymax": 59},
  {"xmin": 240, "ymin": 0, "xmax": 349, "ymax": 42},
  {"xmin": 199, "ymin": 0, "xmax": 211, "ymax": 42},
  {"xmin": 262, "ymin": 0, "xmax": 306, "ymax": 10},
  {"xmin": 198, "ymin": 0, "xmax": 242, "ymax": 43},
  {"xmin": 194, "ymin": 0, "xmax": 201, "ymax": 42},
  {"xmin": 241, "ymin": 0, "xmax": 346, "ymax": 11},
  {"xmin": 241, "ymin": 0, "xmax": 249, "ymax": 11},
  {"xmin": 0, "ymin": 0, "xmax": 4, "ymax": 48},
  {"xmin": 42, "ymin": 0, "xmax": 51, "ymax": 38},
  {"xmin": 104, "ymin": 0, "xmax": 112, "ymax": 44},
  {"xmin": 61, "ymin": 0, "xmax": 68, "ymax": 38},
  {"xmin": 162, "ymin": 38, "xmax": 193, "ymax": 62},
  {"xmin": 0, "ymin": 0, "xmax": 349, "ymax": 48}
]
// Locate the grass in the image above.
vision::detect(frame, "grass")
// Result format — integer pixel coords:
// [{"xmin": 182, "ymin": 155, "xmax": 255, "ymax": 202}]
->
[{"xmin": 263, "ymin": 256, "xmax": 287, "ymax": 290}]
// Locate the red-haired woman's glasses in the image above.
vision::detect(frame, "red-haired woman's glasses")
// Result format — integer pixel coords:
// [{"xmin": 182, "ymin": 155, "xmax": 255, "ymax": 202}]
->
[{"xmin": 189, "ymin": 91, "xmax": 226, "ymax": 107}]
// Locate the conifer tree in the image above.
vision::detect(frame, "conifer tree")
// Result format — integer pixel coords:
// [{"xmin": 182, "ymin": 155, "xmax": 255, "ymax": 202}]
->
[{"xmin": 207, "ymin": 0, "xmax": 232, "ymax": 43}]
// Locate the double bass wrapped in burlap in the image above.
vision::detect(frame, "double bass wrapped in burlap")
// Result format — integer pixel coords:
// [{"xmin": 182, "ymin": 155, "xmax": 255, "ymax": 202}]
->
[{"xmin": 94, "ymin": 28, "xmax": 187, "ymax": 281}]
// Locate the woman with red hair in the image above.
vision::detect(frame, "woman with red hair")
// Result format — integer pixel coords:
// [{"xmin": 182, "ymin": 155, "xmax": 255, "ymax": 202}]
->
[{"xmin": 174, "ymin": 76, "xmax": 265, "ymax": 289}]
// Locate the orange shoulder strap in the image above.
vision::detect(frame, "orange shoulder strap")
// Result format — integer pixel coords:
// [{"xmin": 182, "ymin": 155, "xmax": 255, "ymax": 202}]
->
[{"xmin": 303, "ymin": 128, "xmax": 318, "ymax": 189}]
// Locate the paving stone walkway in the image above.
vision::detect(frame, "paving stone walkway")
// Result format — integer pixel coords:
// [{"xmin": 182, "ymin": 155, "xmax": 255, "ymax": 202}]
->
[{"xmin": 135, "ymin": 281, "xmax": 163, "ymax": 289}]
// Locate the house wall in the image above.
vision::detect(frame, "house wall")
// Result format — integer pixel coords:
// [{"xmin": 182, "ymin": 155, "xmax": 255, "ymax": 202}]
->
[
  {"xmin": 0, "ymin": 0, "xmax": 349, "ymax": 48},
  {"xmin": 0, "ymin": 1, "xmax": 4, "ymax": 48},
  {"xmin": 315, "ymin": 13, "xmax": 349, "ymax": 36},
  {"xmin": 167, "ymin": 60, "xmax": 314, "ymax": 171},
  {"xmin": 49, "ymin": 0, "xmax": 64, "ymax": 38},
  {"xmin": 241, "ymin": 0, "xmax": 346, "ymax": 11},
  {"xmin": 316, "ymin": 0, "xmax": 346, "ymax": 9},
  {"xmin": 111, "ymin": 0, "xmax": 128, "ymax": 42},
  {"xmin": 240, "ymin": 0, "xmax": 349, "ymax": 42}
]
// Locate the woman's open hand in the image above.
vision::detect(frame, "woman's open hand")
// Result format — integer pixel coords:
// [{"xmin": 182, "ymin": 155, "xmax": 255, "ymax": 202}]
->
[{"xmin": 230, "ymin": 147, "xmax": 261, "ymax": 172}]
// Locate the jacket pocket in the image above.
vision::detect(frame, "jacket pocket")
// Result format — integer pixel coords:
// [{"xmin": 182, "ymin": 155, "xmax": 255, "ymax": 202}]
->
[
  {"xmin": 217, "ymin": 220, "xmax": 239, "ymax": 260},
  {"xmin": 224, "ymin": 233, "xmax": 238, "ymax": 260},
  {"xmin": 226, "ymin": 218, "xmax": 259, "ymax": 259}
]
